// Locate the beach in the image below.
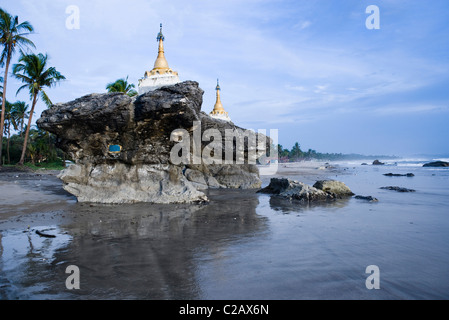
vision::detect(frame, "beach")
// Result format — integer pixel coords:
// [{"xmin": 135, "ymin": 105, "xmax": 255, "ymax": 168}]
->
[{"xmin": 1, "ymin": 159, "xmax": 448, "ymax": 299}]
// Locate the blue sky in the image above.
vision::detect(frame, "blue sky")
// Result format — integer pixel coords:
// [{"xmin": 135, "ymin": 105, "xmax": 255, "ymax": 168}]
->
[{"xmin": 3, "ymin": 0, "xmax": 449, "ymax": 156}]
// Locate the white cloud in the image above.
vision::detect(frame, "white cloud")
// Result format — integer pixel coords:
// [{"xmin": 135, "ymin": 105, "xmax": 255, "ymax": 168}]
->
[
  {"xmin": 293, "ymin": 20, "xmax": 312, "ymax": 30},
  {"xmin": 371, "ymin": 104, "xmax": 449, "ymax": 116}
]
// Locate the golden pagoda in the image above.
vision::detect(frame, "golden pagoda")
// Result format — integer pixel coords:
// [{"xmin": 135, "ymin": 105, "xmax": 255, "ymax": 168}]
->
[
  {"xmin": 138, "ymin": 24, "xmax": 180, "ymax": 94},
  {"xmin": 209, "ymin": 79, "xmax": 231, "ymax": 122}
]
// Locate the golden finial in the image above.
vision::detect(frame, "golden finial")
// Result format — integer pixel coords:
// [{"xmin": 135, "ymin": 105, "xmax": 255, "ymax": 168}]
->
[
  {"xmin": 153, "ymin": 23, "xmax": 170, "ymax": 70},
  {"xmin": 216, "ymin": 78, "xmax": 221, "ymax": 91},
  {"xmin": 212, "ymin": 79, "xmax": 225, "ymax": 112},
  {"xmin": 156, "ymin": 23, "xmax": 164, "ymax": 42},
  {"xmin": 210, "ymin": 78, "xmax": 230, "ymax": 121}
]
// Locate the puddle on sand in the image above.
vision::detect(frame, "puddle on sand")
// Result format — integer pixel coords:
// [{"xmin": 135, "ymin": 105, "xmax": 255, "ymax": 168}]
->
[{"xmin": 0, "ymin": 225, "xmax": 72, "ymax": 299}]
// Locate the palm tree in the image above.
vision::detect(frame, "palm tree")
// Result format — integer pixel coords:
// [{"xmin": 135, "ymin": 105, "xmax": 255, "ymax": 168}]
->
[
  {"xmin": 0, "ymin": 8, "xmax": 35, "ymax": 165},
  {"xmin": 11, "ymin": 100, "xmax": 29, "ymax": 137},
  {"xmin": 27, "ymin": 143, "xmax": 37, "ymax": 165},
  {"xmin": 2, "ymin": 100, "xmax": 17, "ymax": 163},
  {"xmin": 290, "ymin": 142, "xmax": 302, "ymax": 161},
  {"xmin": 13, "ymin": 52, "xmax": 65, "ymax": 165},
  {"xmin": 106, "ymin": 76, "xmax": 137, "ymax": 97}
]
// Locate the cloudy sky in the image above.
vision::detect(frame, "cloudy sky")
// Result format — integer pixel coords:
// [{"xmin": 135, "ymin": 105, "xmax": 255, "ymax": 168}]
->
[{"xmin": 3, "ymin": 0, "xmax": 449, "ymax": 156}]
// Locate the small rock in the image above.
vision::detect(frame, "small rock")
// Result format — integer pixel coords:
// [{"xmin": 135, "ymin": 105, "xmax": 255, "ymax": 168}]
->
[
  {"xmin": 372, "ymin": 160, "xmax": 384, "ymax": 165},
  {"xmin": 355, "ymin": 195, "xmax": 379, "ymax": 202},
  {"xmin": 423, "ymin": 161, "xmax": 449, "ymax": 167},
  {"xmin": 313, "ymin": 180, "xmax": 354, "ymax": 197},
  {"xmin": 380, "ymin": 186, "xmax": 416, "ymax": 192},
  {"xmin": 383, "ymin": 173, "xmax": 414, "ymax": 177},
  {"xmin": 259, "ymin": 178, "xmax": 335, "ymax": 203}
]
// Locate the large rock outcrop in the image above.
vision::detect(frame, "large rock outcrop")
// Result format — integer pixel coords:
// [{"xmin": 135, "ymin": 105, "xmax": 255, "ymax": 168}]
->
[{"xmin": 37, "ymin": 81, "xmax": 268, "ymax": 203}]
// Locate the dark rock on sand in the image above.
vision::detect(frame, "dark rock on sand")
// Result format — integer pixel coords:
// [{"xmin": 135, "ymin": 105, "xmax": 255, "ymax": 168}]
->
[
  {"xmin": 312, "ymin": 180, "xmax": 354, "ymax": 196},
  {"xmin": 383, "ymin": 173, "xmax": 415, "ymax": 177},
  {"xmin": 355, "ymin": 195, "xmax": 379, "ymax": 202},
  {"xmin": 259, "ymin": 178, "xmax": 344, "ymax": 203},
  {"xmin": 37, "ymin": 81, "xmax": 268, "ymax": 203},
  {"xmin": 380, "ymin": 186, "xmax": 416, "ymax": 192},
  {"xmin": 372, "ymin": 160, "xmax": 385, "ymax": 165},
  {"xmin": 423, "ymin": 161, "xmax": 449, "ymax": 167}
]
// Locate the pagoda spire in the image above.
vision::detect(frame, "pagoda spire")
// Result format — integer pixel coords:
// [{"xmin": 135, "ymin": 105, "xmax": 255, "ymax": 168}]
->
[
  {"xmin": 209, "ymin": 79, "xmax": 231, "ymax": 121},
  {"xmin": 156, "ymin": 23, "xmax": 165, "ymax": 42},
  {"xmin": 153, "ymin": 23, "xmax": 169, "ymax": 70},
  {"xmin": 213, "ymin": 79, "xmax": 225, "ymax": 112}
]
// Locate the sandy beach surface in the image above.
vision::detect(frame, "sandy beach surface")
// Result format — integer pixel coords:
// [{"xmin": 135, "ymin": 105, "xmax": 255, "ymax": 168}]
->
[{"xmin": 1, "ymin": 160, "xmax": 448, "ymax": 299}]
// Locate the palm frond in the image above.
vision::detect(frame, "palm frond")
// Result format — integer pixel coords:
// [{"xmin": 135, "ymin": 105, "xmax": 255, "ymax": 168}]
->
[
  {"xmin": 15, "ymin": 83, "xmax": 30, "ymax": 96},
  {"xmin": 16, "ymin": 20, "xmax": 34, "ymax": 33},
  {"xmin": 14, "ymin": 35, "xmax": 36, "ymax": 52},
  {"xmin": 11, "ymin": 101, "xmax": 29, "ymax": 116},
  {"xmin": 0, "ymin": 47, "xmax": 7, "ymax": 67},
  {"xmin": 40, "ymin": 90, "xmax": 52, "ymax": 108},
  {"xmin": 13, "ymin": 52, "xmax": 65, "ymax": 102},
  {"xmin": 0, "ymin": 8, "xmax": 35, "ymax": 67},
  {"xmin": 106, "ymin": 76, "xmax": 137, "ymax": 95}
]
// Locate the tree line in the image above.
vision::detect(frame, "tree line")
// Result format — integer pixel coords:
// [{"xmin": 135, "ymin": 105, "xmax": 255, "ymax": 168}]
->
[
  {"xmin": 0, "ymin": 7, "xmax": 65, "ymax": 167},
  {"xmin": 0, "ymin": 7, "xmax": 138, "ymax": 167},
  {"xmin": 275, "ymin": 142, "xmax": 391, "ymax": 162}
]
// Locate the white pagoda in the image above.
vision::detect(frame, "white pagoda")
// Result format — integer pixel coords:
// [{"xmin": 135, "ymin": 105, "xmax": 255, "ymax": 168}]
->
[
  {"xmin": 209, "ymin": 79, "xmax": 231, "ymax": 122},
  {"xmin": 138, "ymin": 24, "xmax": 180, "ymax": 94}
]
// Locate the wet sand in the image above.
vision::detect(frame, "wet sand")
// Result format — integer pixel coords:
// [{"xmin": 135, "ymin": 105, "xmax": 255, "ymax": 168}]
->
[
  {"xmin": 0, "ymin": 162, "xmax": 334, "ymax": 230},
  {"xmin": 1, "ymin": 162, "xmax": 449, "ymax": 299},
  {"xmin": 0, "ymin": 162, "xmax": 332, "ymax": 299}
]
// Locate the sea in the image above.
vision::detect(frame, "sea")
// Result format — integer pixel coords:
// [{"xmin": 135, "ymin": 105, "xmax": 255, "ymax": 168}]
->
[{"xmin": 0, "ymin": 156, "xmax": 448, "ymax": 300}]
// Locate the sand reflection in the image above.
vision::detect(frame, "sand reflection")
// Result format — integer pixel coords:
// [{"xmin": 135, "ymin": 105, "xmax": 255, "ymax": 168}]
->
[{"xmin": 41, "ymin": 189, "xmax": 268, "ymax": 299}]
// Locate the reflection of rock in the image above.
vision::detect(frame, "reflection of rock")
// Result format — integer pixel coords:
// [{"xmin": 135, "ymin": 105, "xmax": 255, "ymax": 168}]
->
[
  {"xmin": 258, "ymin": 178, "xmax": 337, "ymax": 203},
  {"xmin": 372, "ymin": 160, "xmax": 384, "ymax": 165},
  {"xmin": 268, "ymin": 195, "xmax": 351, "ymax": 213},
  {"xmin": 355, "ymin": 195, "xmax": 378, "ymax": 202},
  {"xmin": 423, "ymin": 161, "xmax": 449, "ymax": 167},
  {"xmin": 383, "ymin": 173, "xmax": 414, "ymax": 177},
  {"xmin": 37, "ymin": 81, "xmax": 266, "ymax": 203},
  {"xmin": 48, "ymin": 189, "xmax": 266, "ymax": 299},
  {"xmin": 380, "ymin": 186, "xmax": 416, "ymax": 193},
  {"xmin": 313, "ymin": 180, "xmax": 354, "ymax": 196}
]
